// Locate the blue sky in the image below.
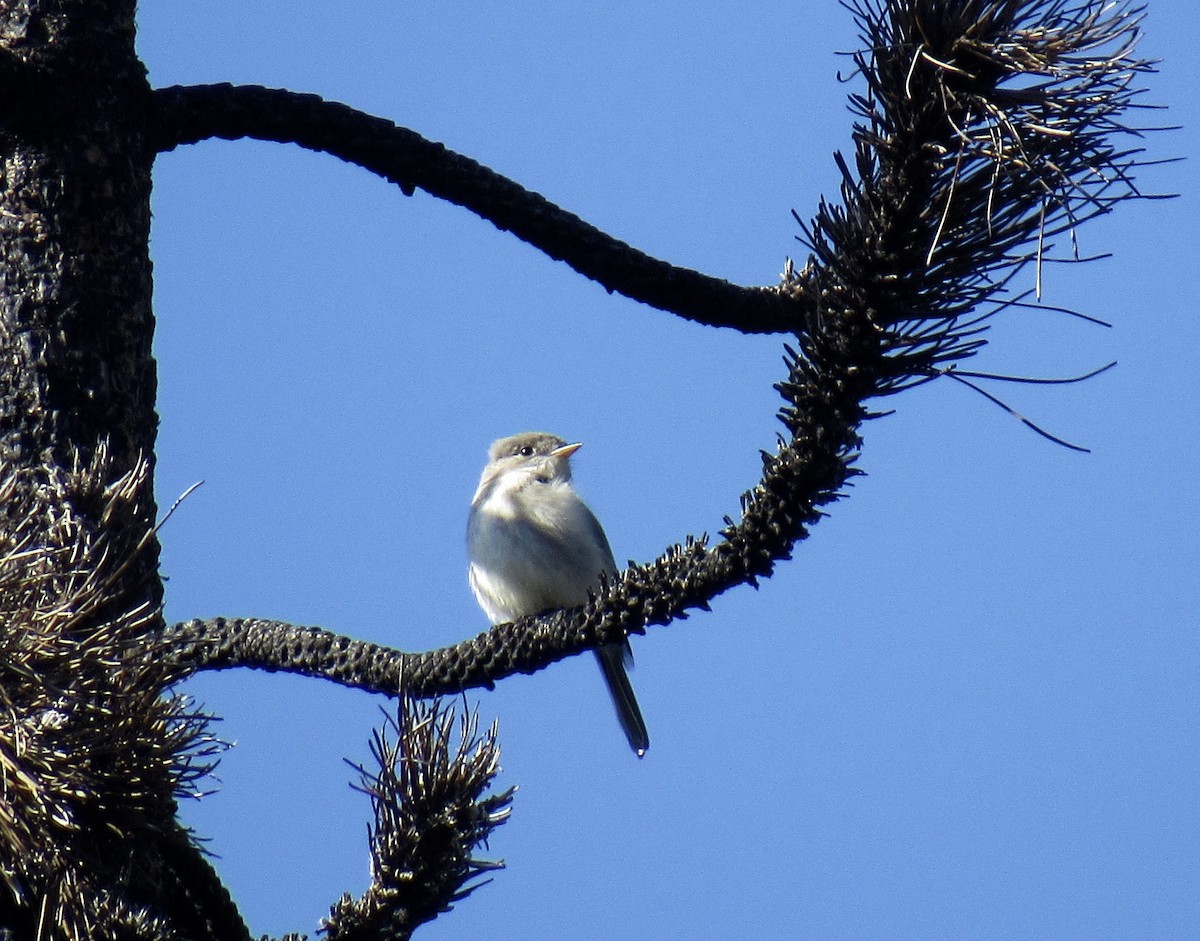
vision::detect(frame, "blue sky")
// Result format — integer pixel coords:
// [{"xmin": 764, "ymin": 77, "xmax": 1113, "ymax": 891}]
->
[{"xmin": 137, "ymin": 3, "xmax": 1198, "ymax": 938}]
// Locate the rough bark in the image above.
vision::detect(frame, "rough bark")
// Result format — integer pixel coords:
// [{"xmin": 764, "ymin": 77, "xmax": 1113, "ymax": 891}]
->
[{"xmin": 0, "ymin": 3, "xmax": 236, "ymax": 937}]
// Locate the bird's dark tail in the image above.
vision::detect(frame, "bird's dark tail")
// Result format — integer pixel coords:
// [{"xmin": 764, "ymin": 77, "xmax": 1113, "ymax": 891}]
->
[{"xmin": 594, "ymin": 643, "xmax": 649, "ymax": 757}]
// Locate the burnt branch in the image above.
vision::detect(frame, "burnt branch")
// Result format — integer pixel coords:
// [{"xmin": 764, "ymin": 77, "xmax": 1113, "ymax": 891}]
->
[
  {"xmin": 324, "ymin": 698, "xmax": 513, "ymax": 940},
  {"xmin": 164, "ymin": 286, "xmax": 869, "ymax": 696},
  {"xmin": 824, "ymin": 0, "xmax": 1161, "ymax": 391},
  {"xmin": 162, "ymin": 0, "xmax": 1159, "ymax": 701},
  {"xmin": 147, "ymin": 83, "xmax": 811, "ymax": 335}
]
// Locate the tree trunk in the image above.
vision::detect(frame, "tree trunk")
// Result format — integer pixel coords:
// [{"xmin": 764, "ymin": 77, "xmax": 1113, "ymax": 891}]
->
[{"xmin": 0, "ymin": 3, "xmax": 199, "ymax": 936}]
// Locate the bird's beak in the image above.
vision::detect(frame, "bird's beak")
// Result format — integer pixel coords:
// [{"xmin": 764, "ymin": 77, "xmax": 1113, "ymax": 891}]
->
[{"xmin": 551, "ymin": 442, "xmax": 583, "ymax": 459}]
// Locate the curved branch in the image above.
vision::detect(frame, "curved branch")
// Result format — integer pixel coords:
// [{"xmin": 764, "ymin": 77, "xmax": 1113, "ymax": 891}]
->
[
  {"xmin": 147, "ymin": 83, "xmax": 810, "ymax": 335},
  {"xmin": 160, "ymin": 0, "xmax": 1158, "ymax": 701},
  {"xmin": 162, "ymin": 284, "xmax": 869, "ymax": 696}
]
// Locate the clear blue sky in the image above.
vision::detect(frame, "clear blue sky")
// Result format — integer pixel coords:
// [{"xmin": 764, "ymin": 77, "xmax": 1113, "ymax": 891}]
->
[{"xmin": 137, "ymin": 3, "xmax": 1198, "ymax": 938}]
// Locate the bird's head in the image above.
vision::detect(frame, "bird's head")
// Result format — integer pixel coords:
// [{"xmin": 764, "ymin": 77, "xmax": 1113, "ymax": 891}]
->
[{"xmin": 480, "ymin": 431, "xmax": 581, "ymax": 491}]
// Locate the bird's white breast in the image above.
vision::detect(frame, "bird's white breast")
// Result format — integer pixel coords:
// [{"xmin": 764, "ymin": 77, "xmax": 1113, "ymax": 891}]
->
[{"xmin": 467, "ymin": 473, "xmax": 615, "ymax": 624}]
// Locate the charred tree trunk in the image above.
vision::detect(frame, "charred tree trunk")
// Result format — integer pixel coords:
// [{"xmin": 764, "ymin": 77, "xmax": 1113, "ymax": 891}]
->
[{"xmin": 0, "ymin": 4, "xmax": 242, "ymax": 938}]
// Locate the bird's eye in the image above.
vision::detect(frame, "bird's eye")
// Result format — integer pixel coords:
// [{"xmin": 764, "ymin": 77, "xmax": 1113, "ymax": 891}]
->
[{"xmin": 518, "ymin": 445, "xmax": 534, "ymax": 457}]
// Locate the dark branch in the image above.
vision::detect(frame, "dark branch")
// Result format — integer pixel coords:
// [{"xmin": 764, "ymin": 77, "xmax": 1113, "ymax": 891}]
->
[
  {"xmin": 162, "ymin": 617, "xmax": 408, "ymax": 692},
  {"xmin": 147, "ymin": 83, "xmax": 811, "ymax": 335},
  {"xmin": 163, "ymin": 288, "xmax": 871, "ymax": 696},
  {"xmin": 161, "ymin": 0, "xmax": 1160, "ymax": 704},
  {"xmin": 810, "ymin": 0, "xmax": 1160, "ymax": 389},
  {"xmin": 326, "ymin": 699, "xmax": 513, "ymax": 939}
]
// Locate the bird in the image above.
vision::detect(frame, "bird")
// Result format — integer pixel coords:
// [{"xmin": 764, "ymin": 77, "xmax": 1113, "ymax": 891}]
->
[{"xmin": 466, "ymin": 431, "xmax": 649, "ymax": 756}]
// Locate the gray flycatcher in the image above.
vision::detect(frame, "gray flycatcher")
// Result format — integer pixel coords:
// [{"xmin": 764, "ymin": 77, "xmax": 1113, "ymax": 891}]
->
[{"xmin": 467, "ymin": 432, "xmax": 649, "ymax": 756}]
